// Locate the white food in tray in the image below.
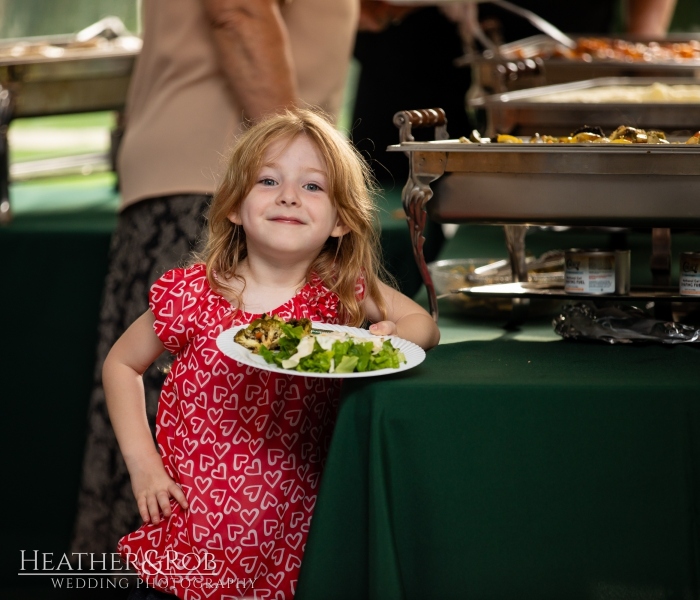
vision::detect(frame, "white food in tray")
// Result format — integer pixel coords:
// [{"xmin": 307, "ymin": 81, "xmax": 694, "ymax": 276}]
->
[{"xmin": 528, "ymin": 82, "xmax": 700, "ymax": 104}]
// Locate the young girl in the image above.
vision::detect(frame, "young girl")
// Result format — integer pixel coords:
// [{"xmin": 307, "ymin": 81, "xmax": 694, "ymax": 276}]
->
[{"xmin": 105, "ymin": 108, "xmax": 440, "ymax": 600}]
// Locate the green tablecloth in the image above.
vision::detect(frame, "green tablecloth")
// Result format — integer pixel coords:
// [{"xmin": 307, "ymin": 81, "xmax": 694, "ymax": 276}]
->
[
  {"xmin": 295, "ymin": 224, "xmax": 700, "ymax": 600},
  {"xmin": 4, "ymin": 175, "xmax": 700, "ymax": 598},
  {"xmin": 296, "ymin": 339, "xmax": 700, "ymax": 600},
  {"xmin": 0, "ymin": 175, "xmax": 118, "ymax": 596}
]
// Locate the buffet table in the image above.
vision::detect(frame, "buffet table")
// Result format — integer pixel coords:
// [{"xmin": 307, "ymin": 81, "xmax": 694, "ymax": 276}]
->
[
  {"xmin": 3, "ymin": 176, "xmax": 700, "ymax": 599},
  {"xmin": 294, "ymin": 225, "xmax": 700, "ymax": 600},
  {"xmin": 0, "ymin": 175, "xmax": 117, "ymax": 594},
  {"xmin": 296, "ymin": 337, "xmax": 700, "ymax": 600}
]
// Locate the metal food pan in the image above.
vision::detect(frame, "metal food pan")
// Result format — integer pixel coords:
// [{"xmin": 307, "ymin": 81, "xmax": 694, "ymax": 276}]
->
[
  {"xmin": 387, "ymin": 140, "xmax": 700, "ymax": 227},
  {"xmin": 0, "ymin": 33, "xmax": 140, "ymax": 117},
  {"xmin": 469, "ymin": 77, "xmax": 700, "ymax": 137},
  {"xmin": 470, "ymin": 34, "xmax": 700, "ymax": 93}
]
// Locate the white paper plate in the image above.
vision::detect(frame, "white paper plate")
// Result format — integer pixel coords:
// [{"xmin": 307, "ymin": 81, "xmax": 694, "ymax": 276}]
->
[{"xmin": 216, "ymin": 322, "xmax": 426, "ymax": 379}]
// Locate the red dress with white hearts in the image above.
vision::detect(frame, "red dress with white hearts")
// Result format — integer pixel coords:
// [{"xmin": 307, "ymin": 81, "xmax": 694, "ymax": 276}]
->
[{"xmin": 118, "ymin": 264, "xmax": 353, "ymax": 600}]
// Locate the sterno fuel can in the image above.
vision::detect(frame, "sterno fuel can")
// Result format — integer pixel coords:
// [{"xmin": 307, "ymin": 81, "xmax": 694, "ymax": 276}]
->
[{"xmin": 565, "ymin": 249, "xmax": 615, "ymax": 295}]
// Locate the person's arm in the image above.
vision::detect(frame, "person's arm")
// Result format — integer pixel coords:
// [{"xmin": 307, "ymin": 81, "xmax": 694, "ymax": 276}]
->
[
  {"xmin": 103, "ymin": 310, "xmax": 188, "ymax": 525},
  {"xmin": 363, "ymin": 281, "xmax": 441, "ymax": 350},
  {"xmin": 358, "ymin": 0, "xmax": 417, "ymax": 32},
  {"xmin": 200, "ymin": 0, "xmax": 297, "ymax": 122},
  {"xmin": 625, "ymin": 0, "xmax": 677, "ymax": 36}
]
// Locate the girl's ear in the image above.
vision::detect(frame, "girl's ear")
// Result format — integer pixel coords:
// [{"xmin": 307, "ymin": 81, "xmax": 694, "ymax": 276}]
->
[
  {"xmin": 330, "ymin": 220, "xmax": 351, "ymax": 238},
  {"xmin": 227, "ymin": 210, "xmax": 242, "ymax": 225}
]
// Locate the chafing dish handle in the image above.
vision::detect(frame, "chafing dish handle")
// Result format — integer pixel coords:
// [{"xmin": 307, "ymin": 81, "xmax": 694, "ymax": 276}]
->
[
  {"xmin": 393, "ymin": 108, "xmax": 450, "ymax": 321},
  {"xmin": 393, "ymin": 108, "xmax": 449, "ymax": 144}
]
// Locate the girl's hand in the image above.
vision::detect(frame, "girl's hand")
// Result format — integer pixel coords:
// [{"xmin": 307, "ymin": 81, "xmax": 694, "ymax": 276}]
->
[
  {"xmin": 103, "ymin": 311, "xmax": 188, "ymax": 525},
  {"xmin": 369, "ymin": 321, "xmax": 397, "ymax": 336},
  {"xmin": 363, "ymin": 282, "xmax": 440, "ymax": 350},
  {"xmin": 129, "ymin": 453, "xmax": 189, "ymax": 525}
]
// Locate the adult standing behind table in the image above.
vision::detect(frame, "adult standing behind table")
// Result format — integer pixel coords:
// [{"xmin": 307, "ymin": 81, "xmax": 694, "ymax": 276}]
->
[{"xmin": 71, "ymin": 0, "xmax": 358, "ymax": 556}]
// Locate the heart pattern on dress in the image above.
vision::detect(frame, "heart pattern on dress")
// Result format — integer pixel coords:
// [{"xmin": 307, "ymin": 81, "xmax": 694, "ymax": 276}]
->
[{"xmin": 118, "ymin": 264, "xmax": 352, "ymax": 599}]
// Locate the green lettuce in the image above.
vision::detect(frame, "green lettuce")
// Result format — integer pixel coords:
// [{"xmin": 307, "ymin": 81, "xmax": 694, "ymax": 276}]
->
[{"xmin": 258, "ymin": 328, "xmax": 406, "ymax": 373}]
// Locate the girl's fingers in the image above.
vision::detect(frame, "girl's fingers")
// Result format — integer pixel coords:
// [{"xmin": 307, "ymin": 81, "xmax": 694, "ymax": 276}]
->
[
  {"xmin": 147, "ymin": 495, "xmax": 162, "ymax": 525},
  {"xmin": 135, "ymin": 481, "xmax": 188, "ymax": 527},
  {"xmin": 169, "ymin": 484, "xmax": 189, "ymax": 510},
  {"xmin": 369, "ymin": 321, "xmax": 396, "ymax": 336},
  {"xmin": 137, "ymin": 496, "xmax": 151, "ymax": 524},
  {"xmin": 157, "ymin": 490, "xmax": 173, "ymax": 518}
]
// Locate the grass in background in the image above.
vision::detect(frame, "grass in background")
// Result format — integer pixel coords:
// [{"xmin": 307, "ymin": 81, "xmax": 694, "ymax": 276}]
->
[{"xmin": 8, "ymin": 111, "xmax": 115, "ymax": 163}]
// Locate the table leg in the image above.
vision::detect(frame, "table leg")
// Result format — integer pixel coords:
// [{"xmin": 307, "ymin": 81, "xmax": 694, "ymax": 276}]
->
[
  {"xmin": 651, "ymin": 227, "xmax": 672, "ymax": 320},
  {"xmin": 504, "ymin": 224, "xmax": 530, "ymax": 324},
  {"xmin": 0, "ymin": 86, "xmax": 12, "ymax": 224}
]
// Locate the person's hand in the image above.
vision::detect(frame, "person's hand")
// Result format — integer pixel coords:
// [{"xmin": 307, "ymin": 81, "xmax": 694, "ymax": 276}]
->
[
  {"xmin": 369, "ymin": 320, "xmax": 398, "ymax": 336},
  {"xmin": 358, "ymin": 0, "xmax": 417, "ymax": 32},
  {"xmin": 128, "ymin": 453, "xmax": 188, "ymax": 525}
]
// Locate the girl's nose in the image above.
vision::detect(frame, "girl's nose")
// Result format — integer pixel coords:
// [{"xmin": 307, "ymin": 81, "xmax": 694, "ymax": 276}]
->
[{"xmin": 276, "ymin": 185, "xmax": 299, "ymax": 206}]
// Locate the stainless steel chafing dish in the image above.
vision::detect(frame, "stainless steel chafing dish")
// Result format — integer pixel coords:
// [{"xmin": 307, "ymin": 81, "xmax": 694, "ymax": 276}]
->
[
  {"xmin": 467, "ymin": 34, "xmax": 700, "ymax": 95},
  {"xmin": 389, "ymin": 108, "xmax": 700, "ymax": 320},
  {"xmin": 0, "ymin": 17, "xmax": 141, "ymax": 223},
  {"xmin": 0, "ymin": 18, "xmax": 140, "ymax": 117},
  {"xmin": 469, "ymin": 77, "xmax": 700, "ymax": 137}
]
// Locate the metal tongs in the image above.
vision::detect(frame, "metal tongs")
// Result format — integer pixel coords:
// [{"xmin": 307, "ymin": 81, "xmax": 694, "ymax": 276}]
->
[
  {"xmin": 75, "ymin": 16, "xmax": 129, "ymax": 43},
  {"xmin": 456, "ymin": 0, "xmax": 576, "ymax": 65},
  {"xmin": 488, "ymin": 0, "xmax": 577, "ymax": 49}
]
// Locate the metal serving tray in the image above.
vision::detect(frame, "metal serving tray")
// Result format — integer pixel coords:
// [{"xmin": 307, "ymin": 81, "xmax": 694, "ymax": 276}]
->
[
  {"xmin": 0, "ymin": 22, "xmax": 141, "ymax": 224},
  {"xmin": 389, "ymin": 139, "xmax": 700, "ymax": 227},
  {"xmin": 0, "ymin": 32, "xmax": 141, "ymax": 117},
  {"xmin": 459, "ymin": 282, "xmax": 697, "ymax": 302},
  {"xmin": 469, "ymin": 34, "xmax": 700, "ymax": 95},
  {"xmin": 469, "ymin": 77, "xmax": 700, "ymax": 137},
  {"xmin": 387, "ymin": 108, "xmax": 700, "ymax": 319}
]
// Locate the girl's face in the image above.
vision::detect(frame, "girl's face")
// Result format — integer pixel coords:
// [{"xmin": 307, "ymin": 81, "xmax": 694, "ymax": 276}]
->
[{"xmin": 228, "ymin": 134, "xmax": 348, "ymax": 263}]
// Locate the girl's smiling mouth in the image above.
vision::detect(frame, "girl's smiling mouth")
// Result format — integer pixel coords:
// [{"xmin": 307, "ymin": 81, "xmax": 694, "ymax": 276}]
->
[{"xmin": 270, "ymin": 216, "xmax": 305, "ymax": 225}]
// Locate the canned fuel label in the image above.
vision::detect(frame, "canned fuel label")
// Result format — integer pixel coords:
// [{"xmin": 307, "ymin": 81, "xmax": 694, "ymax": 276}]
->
[
  {"xmin": 565, "ymin": 251, "xmax": 615, "ymax": 295},
  {"xmin": 680, "ymin": 252, "xmax": 700, "ymax": 296}
]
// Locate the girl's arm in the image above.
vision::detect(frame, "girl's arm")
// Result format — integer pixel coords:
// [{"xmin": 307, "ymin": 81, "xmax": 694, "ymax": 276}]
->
[
  {"xmin": 363, "ymin": 281, "xmax": 440, "ymax": 350},
  {"xmin": 103, "ymin": 310, "xmax": 189, "ymax": 525}
]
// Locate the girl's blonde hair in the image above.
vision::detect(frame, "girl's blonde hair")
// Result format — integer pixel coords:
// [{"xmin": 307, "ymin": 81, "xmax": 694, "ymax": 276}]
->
[{"xmin": 198, "ymin": 107, "xmax": 390, "ymax": 326}]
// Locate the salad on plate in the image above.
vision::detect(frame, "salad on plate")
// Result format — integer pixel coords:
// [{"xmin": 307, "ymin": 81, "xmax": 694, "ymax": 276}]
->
[{"xmin": 234, "ymin": 314, "xmax": 406, "ymax": 374}]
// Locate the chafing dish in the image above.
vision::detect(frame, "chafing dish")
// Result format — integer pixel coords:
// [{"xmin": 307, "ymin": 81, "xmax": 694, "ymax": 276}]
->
[
  {"xmin": 468, "ymin": 34, "xmax": 700, "ymax": 95},
  {"xmin": 469, "ymin": 77, "xmax": 700, "ymax": 137},
  {"xmin": 0, "ymin": 21, "xmax": 141, "ymax": 117},
  {"xmin": 0, "ymin": 18, "xmax": 141, "ymax": 223},
  {"xmin": 389, "ymin": 108, "xmax": 700, "ymax": 320}
]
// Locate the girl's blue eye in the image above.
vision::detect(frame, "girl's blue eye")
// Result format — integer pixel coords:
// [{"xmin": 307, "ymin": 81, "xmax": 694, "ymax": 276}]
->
[
  {"xmin": 260, "ymin": 178, "xmax": 276, "ymax": 186},
  {"xmin": 304, "ymin": 183, "xmax": 321, "ymax": 192}
]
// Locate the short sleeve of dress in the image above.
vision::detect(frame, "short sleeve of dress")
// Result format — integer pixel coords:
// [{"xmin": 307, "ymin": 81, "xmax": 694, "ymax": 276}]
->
[{"xmin": 149, "ymin": 264, "xmax": 210, "ymax": 354}]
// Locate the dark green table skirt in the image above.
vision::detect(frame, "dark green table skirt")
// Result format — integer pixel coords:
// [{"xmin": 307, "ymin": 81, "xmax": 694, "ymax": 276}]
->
[{"xmin": 297, "ymin": 339, "xmax": 700, "ymax": 600}]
